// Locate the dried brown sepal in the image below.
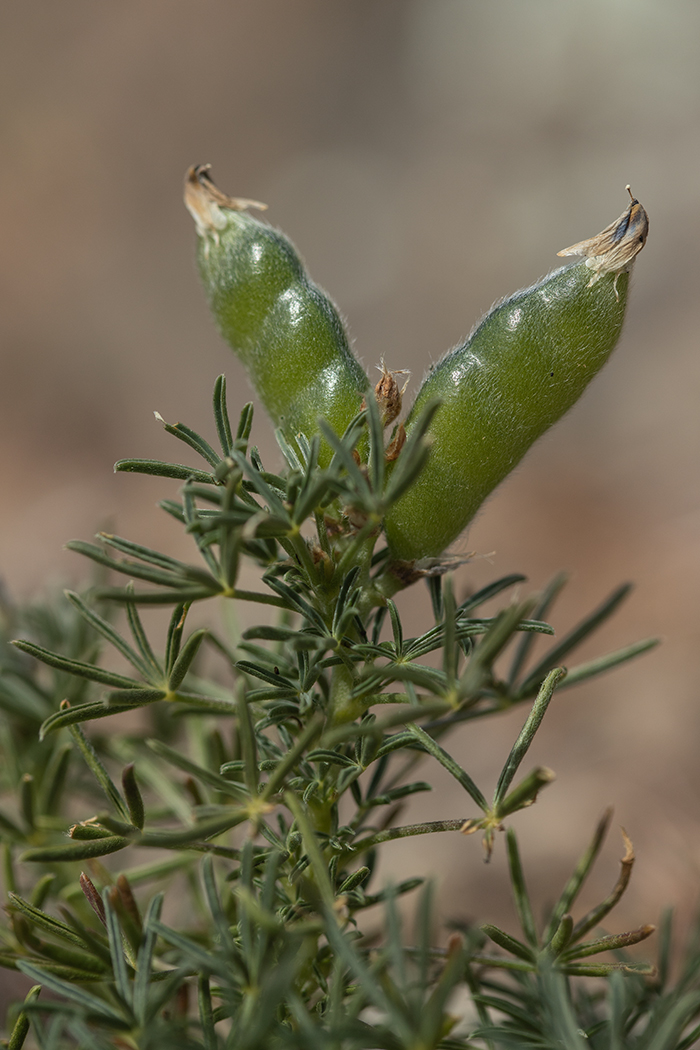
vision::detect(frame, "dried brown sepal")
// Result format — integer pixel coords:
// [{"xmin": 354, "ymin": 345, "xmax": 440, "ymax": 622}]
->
[
  {"xmin": 175, "ymin": 982, "xmax": 190, "ymax": 1017},
  {"xmin": 386, "ymin": 551, "xmax": 478, "ymax": 590},
  {"xmin": 385, "ymin": 422, "xmax": 406, "ymax": 462},
  {"xmin": 344, "ymin": 505, "xmax": 370, "ymax": 532},
  {"xmin": 460, "ymin": 815, "xmax": 506, "ymax": 861},
  {"xmin": 446, "ymin": 932, "xmax": 464, "ymax": 957},
  {"xmin": 184, "ymin": 164, "xmax": 267, "ymax": 241},
  {"xmin": 460, "ymin": 819, "xmax": 479, "ymax": 836},
  {"xmin": 183, "ymin": 775, "xmax": 204, "ymax": 808},
  {"xmin": 360, "ymin": 361, "xmax": 410, "ymax": 428},
  {"xmin": 557, "ymin": 185, "xmax": 648, "ymax": 297},
  {"xmin": 310, "ymin": 544, "xmax": 328, "ymax": 565},
  {"xmin": 375, "ymin": 361, "xmax": 410, "ymax": 427},
  {"xmin": 324, "ymin": 515, "xmax": 345, "ymax": 538},
  {"xmin": 386, "ymin": 558, "xmax": 425, "ymax": 589},
  {"xmin": 79, "ymin": 871, "xmax": 106, "ymax": 926},
  {"xmin": 116, "ymin": 874, "xmax": 142, "ymax": 931}
]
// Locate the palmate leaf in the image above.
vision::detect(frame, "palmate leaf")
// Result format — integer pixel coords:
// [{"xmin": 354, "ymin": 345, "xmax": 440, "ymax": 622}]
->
[{"xmin": 2, "ymin": 372, "xmax": 672, "ymax": 1048}]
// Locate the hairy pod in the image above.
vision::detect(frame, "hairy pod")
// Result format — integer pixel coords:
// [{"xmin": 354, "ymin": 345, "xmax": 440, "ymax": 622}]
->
[
  {"xmin": 185, "ymin": 165, "xmax": 368, "ymax": 463},
  {"xmin": 384, "ymin": 190, "xmax": 647, "ymax": 563}
]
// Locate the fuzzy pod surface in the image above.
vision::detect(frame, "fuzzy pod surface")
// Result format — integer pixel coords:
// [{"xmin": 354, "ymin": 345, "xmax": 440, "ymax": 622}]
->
[
  {"xmin": 383, "ymin": 262, "xmax": 631, "ymax": 563},
  {"xmin": 185, "ymin": 166, "xmax": 368, "ymax": 462}
]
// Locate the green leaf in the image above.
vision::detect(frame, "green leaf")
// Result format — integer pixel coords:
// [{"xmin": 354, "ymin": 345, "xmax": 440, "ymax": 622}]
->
[
  {"xmin": 493, "ymin": 667, "xmax": 565, "ymax": 808},
  {"xmin": 98, "ymin": 533, "xmax": 216, "ymax": 584},
  {"xmin": 542, "ymin": 808, "xmax": 613, "ymax": 945},
  {"xmin": 548, "ymin": 914, "xmax": 574, "ymax": 957},
  {"xmin": 235, "ymin": 686, "xmax": 259, "ymax": 795},
  {"xmin": 571, "ymin": 827, "xmax": 635, "ymax": 940},
  {"xmin": 103, "ymin": 890, "xmax": 132, "ymax": 1008},
  {"xmin": 8, "ymin": 894, "xmax": 91, "ymax": 950},
  {"xmin": 167, "ymin": 628, "xmax": 207, "ymax": 691},
  {"xmin": 115, "ymin": 458, "xmax": 218, "ymax": 484},
  {"xmin": 459, "ymin": 601, "xmax": 536, "ymax": 699},
  {"xmin": 124, "ymin": 588, "xmax": 162, "ymax": 678},
  {"xmin": 262, "ymin": 715, "xmax": 325, "ymax": 800},
  {"xmin": 158, "ymin": 418, "xmax": 222, "ymax": 469},
  {"xmin": 560, "ymin": 923, "xmax": 655, "ymax": 961},
  {"xmin": 198, "ymin": 974, "xmax": 217, "ymax": 1050},
  {"xmin": 137, "ymin": 809, "xmax": 248, "ymax": 847},
  {"xmin": 11, "ymin": 640, "xmax": 141, "ymax": 690},
  {"xmin": 284, "ymin": 791, "xmax": 336, "ymax": 910},
  {"xmin": 66, "ymin": 540, "xmax": 219, "ymax": 591},
  {"xmin": 365, "ymin": 386, "xmax": 385, "ymax": 494},
  {"xmin": 407, "ymin": 724, "xmax": 488, "ymax": 811},
  {"xmin": 6, "ymin": 984, "xmax": 40, "ymax": 1050},
  {"xmin": 148, "ymin": 919, "xmax": 230, "ymax": 978},
  {"xmin": 212, "ymin": 375, "xmax": 234, "ymax": 456},
  {"xmin": 365, "ymin": 781, "xmax": 432, "ymax": 807},
  {"xmin": 95, "ymin": 586, "xmax": 219, "ymax": 605},
  {"xmin": 236, "ymin": 660, "xmax": 297, "ymax": 690},
  {"xmin": 558, "ymin": 637, "xmax": 659, "ymax": 690},
  {"xmin": 69, "ymin": 722, "xmax": 130, "ymax": 822},
  {"xmin": 480, "ymin": 924, "xmax": 535, "ymax": 963},
  {"xmin": 352, "ymin": 819, "xmax": 466, "ymax": 858},
  {"xmin": 318, "ymin": 416, "xmax": 372, "ymax": 501},
  {"xmin": 517, "ymin": 583, "xmax": 633, "ymax": 697},
  {"xmin": 383, "ymin": 399, "xmax": 441, "ymax": 505},
  {"xmin": 235, "ymin": 399, "xmax": 254, "ymax": 448},
  {"xmin": 0, "ymin": 808, "xmax": 23, "ymax": 838},
  {"xmin": 20, "ymin": 836, "xmax": 131, "ymax": 863},
  {"xmin": 121, "ymin": 764, "xmax": 145, "ymax": 831},
  {"xmin": 457, "ymin": 573, "xmax": 527, "ymax": 615},
  {"xmin": 387, "ymin": 599, "xmax": 403, "ymax": 656},
  {"xmin": 508, "ymin": 571, "xmax": 567, "ymax": 686},
  {"xmin": 37, "ymin": 743, "xmax": 72, "ymax": 816},
  {"xmin": 17, "ymin": 961, "xmax": 130, "ymax": 1026},
  {"xmin": 497, "ymin": 766, "xmax": 555, "ymax": 817},
  {"xmin": 63, "ymin": 590, "xmax": 154, "ymax": 682},
  {"xmin": 146, "ymin": 739, "xmax": 249, "ymax": 802},
  {"xmin": 40, "ymin": 700, "xmax": 138, "ymax": 738},
  {"xmin": 133, "ymin": 892, "xmax": 164, "ymax": 1025},
  {"xmin": 505, "ymin": 829, "xmax": 538, "ymax": 948}
]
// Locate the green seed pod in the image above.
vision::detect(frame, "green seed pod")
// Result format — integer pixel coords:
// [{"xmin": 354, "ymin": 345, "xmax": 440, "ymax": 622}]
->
[
  {"xmin": 185, "ymin": 165, "xmax": 368, "ymax": 462},
  {"xmin": 384, "ymin": 190, "xmax": 648, "ymax": 564}
]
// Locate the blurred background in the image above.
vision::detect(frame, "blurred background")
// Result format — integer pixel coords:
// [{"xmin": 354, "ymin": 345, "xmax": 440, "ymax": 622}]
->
[{"xmin": 2, "ymin": 0, "xmax": 700, "ymax": 963}]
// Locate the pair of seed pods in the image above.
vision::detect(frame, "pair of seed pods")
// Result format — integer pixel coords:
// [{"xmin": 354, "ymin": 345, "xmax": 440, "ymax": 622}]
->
[{"xmin": 185, "ymin": 166, "xmax": 648, "ymax": 568}]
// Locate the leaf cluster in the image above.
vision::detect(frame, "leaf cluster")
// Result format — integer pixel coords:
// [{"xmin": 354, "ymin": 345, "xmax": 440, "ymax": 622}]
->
[{"xmin": 1, "ymin": 376, "xmax": 694, "ymax": 1049}]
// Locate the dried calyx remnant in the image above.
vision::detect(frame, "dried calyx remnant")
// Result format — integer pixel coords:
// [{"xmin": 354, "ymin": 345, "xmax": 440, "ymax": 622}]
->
[
  {"xmin": 184, "ymin": 163, "xmax": 268, "ymax": 241},
  {"xmin": 557, "ymin": 185, "xmax": 649, "ymax": 297}
]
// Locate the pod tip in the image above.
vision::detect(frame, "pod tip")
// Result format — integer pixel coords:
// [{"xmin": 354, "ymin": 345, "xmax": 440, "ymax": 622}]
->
[
  {"xmin": 556, "ymin": 185, "xmax": 648, "ymax": 296},
  {"xmin": 184, "ymin": 164, "xmax": 267, "ymax": 239}
]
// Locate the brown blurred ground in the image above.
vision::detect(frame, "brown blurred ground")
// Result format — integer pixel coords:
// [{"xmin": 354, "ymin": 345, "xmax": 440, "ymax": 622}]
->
[{"xmin": 2, "ymin": 0, "xmax": 700, "ymax": 992}]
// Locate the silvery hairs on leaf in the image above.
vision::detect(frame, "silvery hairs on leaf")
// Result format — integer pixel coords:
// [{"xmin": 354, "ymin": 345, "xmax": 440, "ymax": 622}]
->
[{"xmin": 557, "ymin": 186, "xmax": 649, "ymax": 298}]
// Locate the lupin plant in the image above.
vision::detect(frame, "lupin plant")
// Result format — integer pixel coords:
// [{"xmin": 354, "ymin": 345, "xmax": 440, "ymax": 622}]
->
[{"xmin": 2, "ymin": 167, "xmax": 700, "ymax": 1050}]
